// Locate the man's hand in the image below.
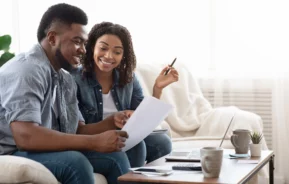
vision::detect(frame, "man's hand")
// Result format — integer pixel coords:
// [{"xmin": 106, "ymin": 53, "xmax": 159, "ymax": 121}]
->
[
  {"xmin": 113, "ymin": 110, "xmax": 134, "ymax": 128},
  {"xmin": 91, "ymin": 130, "xmax": 129, "ymax": 152}
]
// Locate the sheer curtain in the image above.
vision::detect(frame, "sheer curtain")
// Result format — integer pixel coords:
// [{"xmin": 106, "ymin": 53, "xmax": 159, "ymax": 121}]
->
[
  {"xmin": 272, "ymin": 76, "xmax": 289, "ymax": 184},
  {"xmin": 212, "ymin": 1, "xmax": 289, "ymax": 183},
  {"xmin": 1, "ymin": 0, "xmax": 289, "ymax": 183}
]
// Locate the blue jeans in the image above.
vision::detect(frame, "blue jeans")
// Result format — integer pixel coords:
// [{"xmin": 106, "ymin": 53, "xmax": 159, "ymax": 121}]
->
[
  {"xmin": 144, "ymin": 133, "xmax": 172, "ymax": 163},
  {"xmin": 13, "ymin": 141, "xmax": 146, "ymax": 184}
]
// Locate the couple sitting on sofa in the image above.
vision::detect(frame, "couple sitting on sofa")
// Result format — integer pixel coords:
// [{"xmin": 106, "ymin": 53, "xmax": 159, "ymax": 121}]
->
[{"xmin": 0, "ymin": 3, "xmax": 179, "ymax": 184}]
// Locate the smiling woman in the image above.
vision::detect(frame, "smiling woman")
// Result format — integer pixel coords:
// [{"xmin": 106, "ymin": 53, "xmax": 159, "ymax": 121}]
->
[{"xmin": 71, "ymin": 21, "xmax": 178, "ymax": 172}]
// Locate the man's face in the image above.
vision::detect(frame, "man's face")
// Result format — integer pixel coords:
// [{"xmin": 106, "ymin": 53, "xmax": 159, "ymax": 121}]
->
[{"xmin": 55, "ymin": 23, "xmax": 88, "ymax": 71}]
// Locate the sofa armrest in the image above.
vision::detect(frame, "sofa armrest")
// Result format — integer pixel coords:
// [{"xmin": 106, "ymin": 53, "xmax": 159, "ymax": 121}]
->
[
  {"xmin": 0, "ymin": 155, "xmax": 58, "ymax": 184},
  {"xmin": 194, "ymin": 106, "xmax": 262, "ymax": 136},
  {"xmin": 193, "ymin": 106, "xmax": 268, "ymax": 149}
]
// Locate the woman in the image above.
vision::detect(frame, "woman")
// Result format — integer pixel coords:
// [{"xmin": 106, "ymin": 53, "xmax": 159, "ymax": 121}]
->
[{"xmin": 73, "ymin": 22, "xmax": 179, "ymax": 167}]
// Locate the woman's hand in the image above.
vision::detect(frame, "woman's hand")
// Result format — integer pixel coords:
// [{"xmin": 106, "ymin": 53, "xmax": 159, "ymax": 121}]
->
[
  {"xmin": 155, "ymin": 66, "xmax": 179, "ymax": 89},
  {"xmin": 113, "ymin": 110, "xmax": 134, "ymax": 128},
  {"xmin": 153, "ymin": 66, "xmax": 179, "ymax": 98}
]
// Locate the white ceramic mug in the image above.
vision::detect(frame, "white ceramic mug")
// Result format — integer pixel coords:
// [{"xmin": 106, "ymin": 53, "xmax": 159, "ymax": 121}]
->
[{"xmin": 200, "ymin": 147, "xmax": 223, "ymax": 178}]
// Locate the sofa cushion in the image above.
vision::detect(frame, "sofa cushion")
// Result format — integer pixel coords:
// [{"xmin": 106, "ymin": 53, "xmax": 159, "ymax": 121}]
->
[
  {"xmin": 0, "ymin": 155, "xmax": 58, "ymax": 184},
  {"xmin": 93, "ymin": 173, "xmax": 107, "ymax": 184},
  {"xmin": 58, "ymin": 174, "xmax": 108, "ymax": 184}
]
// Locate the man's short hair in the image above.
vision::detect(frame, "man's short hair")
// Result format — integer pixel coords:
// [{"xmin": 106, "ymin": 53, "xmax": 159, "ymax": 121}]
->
[{"xmin": 37, "ymin": 3, "xmax": 88, "ymax": 42}]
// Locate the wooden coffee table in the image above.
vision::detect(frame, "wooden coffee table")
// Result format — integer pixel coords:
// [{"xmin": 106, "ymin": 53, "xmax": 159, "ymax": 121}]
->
[{"xmin": 118, "ymin": 149, "xmax": 274, "ymax": 184}]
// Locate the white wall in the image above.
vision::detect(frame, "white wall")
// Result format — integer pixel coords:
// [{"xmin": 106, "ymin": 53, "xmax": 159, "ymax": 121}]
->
[{"xmin": 1, "ymin": 0, "xmax": 289, "ymax": 78}]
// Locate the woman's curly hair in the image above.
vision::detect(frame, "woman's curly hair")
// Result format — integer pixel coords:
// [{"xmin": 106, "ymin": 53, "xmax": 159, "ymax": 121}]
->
[{"xmin": 82, "ymin": 22, "xmax": 136, "ymax": 87}]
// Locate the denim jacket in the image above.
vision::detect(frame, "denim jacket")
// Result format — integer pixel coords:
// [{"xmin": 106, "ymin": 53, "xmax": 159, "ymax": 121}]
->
[{"xmin": 71, "ymin": 67, "xmax": 144, "ymax": 123}]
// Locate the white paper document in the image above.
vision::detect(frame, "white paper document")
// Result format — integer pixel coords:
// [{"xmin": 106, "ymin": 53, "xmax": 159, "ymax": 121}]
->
[
  {"xmin": 122, "ymin": 96, "xmax": 173, "ymax": 152},
  {"xmin": 237, "ymin": 160, "xmax": 259, "ymax": 164}
]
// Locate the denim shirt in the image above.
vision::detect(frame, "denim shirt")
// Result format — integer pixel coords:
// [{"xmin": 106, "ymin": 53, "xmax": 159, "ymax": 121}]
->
[{"xmin": 72, "ymin": 67, "xmax": 144, "ymax": 123}]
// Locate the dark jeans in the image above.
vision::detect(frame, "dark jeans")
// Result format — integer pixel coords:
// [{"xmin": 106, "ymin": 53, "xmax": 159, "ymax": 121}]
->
[
  {"xmin": 13, "ymin": 141, "xmax": 145, "ymax": 184},
  {"xmin": 144, "ymin": 133, "xmax": 172, "ymax": 163},
  {"xmin": 12, "ymin": 134, "xmax": 171, "ymax": 184}
]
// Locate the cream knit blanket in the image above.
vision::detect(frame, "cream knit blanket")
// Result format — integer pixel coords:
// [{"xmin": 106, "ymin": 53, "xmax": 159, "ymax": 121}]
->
[{"xmin": 135, "ymin": 63, "xmax": 265, "ymax": 143}]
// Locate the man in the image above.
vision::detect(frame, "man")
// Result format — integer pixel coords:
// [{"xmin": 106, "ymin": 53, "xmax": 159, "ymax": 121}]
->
[{"xmin": 0, "ymin": 3, "xmax": 132, "ymax": 184}]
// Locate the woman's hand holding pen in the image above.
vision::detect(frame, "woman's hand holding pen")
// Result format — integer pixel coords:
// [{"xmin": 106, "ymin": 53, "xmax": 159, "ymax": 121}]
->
[
  {"xmin": 153, "ymin": 65, "xmax": 179, "ymax": 99},
  {"xmin": 154, "ymin": 66, "xmax": 179, "ymax": 89},
  {"xmin": 113, "ymin": 110, "xmax": 134, "ymax": 128}
]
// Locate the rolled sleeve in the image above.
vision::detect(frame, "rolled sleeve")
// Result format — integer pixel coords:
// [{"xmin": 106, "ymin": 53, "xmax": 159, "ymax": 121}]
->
[
  {"xmin": 1, "ymin": 71, "xmax": 45, "ymax": 124},
  {"xmin": 6, "ymin": 107, "xmax": 41, "ymax": 125}
]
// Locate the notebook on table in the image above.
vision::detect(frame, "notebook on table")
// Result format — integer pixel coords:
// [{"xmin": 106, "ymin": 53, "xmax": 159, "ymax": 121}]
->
[{"xmin": 165, "ymin": 114, "xmax": 235, "ymax": 162}]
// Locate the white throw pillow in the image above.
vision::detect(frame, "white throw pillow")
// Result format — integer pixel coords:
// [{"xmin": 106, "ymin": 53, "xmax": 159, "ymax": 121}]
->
[{"xmin": 0, "ymin": 155, "xmax": 58, "ymax": 184}]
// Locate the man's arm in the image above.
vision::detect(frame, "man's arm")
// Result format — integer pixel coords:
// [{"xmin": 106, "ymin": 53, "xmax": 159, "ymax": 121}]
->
[
  {"xmin": 11, "ymin": 121, "xmax": 91, "ymax": 151},
  {"xmin": 4, "ymin": 66, "xmax": 127, "ymax": 153},
  {"xmin": 10, "ymin": 121, "xmax": 128, "ymax": 153}
]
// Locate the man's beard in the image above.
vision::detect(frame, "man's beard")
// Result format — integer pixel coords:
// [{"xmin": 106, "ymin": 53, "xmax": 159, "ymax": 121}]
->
[{"xmin": 55, "ymin": 47, "xmax": 73, "ymax": 72}]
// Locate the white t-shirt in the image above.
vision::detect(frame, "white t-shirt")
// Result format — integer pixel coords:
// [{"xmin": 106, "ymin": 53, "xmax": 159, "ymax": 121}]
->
[{"xmin": 102, "ymin": 91, "xmax": 118, "ymax": 119}]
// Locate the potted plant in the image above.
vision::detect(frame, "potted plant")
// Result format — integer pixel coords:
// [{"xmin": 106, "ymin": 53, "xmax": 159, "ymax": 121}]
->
[
  {"xmin": 0, "ymin": 35, "xmax": 15, "ymax": 67},
  {"xmin": 249, "ymin": 131, "xmax": 263, "ymax": 157}
]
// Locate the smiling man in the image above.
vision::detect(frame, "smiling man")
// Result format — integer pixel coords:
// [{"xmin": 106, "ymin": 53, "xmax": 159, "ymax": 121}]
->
[{"xmin": 0, "ymin": 3, "xmax": 133, "ymax": 184}]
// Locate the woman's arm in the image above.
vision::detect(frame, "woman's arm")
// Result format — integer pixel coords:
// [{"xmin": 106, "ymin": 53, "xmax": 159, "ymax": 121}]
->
[
  {"xmin": 153, "ymin": 66, "xmax": 179, "ymax": 99},
  {"xmin": 76, "ymin": 110, "xmax": 133, "ymax": 134},
  {"xmin": 76, "ymin": 116, "xmax": 116, "ymax": 135}
]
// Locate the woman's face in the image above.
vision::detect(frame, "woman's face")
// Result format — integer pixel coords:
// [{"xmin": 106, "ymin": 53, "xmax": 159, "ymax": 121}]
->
[{"xmin": 93, "ymin": 34, "xmax": 124, "ymax": 73}]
